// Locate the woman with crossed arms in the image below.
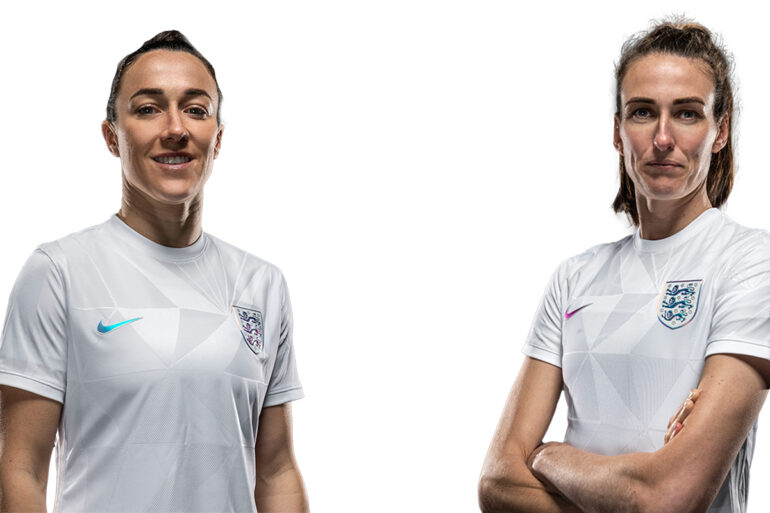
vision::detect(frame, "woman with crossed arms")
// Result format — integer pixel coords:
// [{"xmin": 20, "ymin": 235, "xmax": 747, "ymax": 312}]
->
[{"xmin": 480, "ymin": 19, "xmax": 770, "ymax": 513}]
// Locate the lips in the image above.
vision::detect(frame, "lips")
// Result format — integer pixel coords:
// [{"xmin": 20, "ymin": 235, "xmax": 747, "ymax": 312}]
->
[
  {"xmin": 151, "ymin": 153, "xmax": 194, "ymax": 168},
  {"xmin": 647, "ymin": 160, "xmax": 682, "ymax": 168}
]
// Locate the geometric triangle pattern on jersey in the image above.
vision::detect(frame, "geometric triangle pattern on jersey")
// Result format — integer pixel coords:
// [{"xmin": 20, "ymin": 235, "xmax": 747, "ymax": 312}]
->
[
  {"xmin": 119, "ymin": 307, "xmax": 180, "ymax": 367},
  {"xmin": 562, "ymin": 352, "xmax": 600, "ymax": 423},
  {"xmin": 592, "ymin": 293, "xmax": 659, "ymax": 349},
  {"xmin": 593, "ymin": 352, "xmax": 688, "ymax": 428},
  {"xmin": 649, "ymin": 360, "xmax": 702, "ymax": 433},
  {"xmin": 590, "ymin": 250, "xmax": 623, "ymax": 295},
  {"xmin": 576, "ymin": 295, "xmax": 622, "ymax": 348},
  {"xmin": 145, "ymin": 445, "xmax": 238, "ymax": 513},
  {"xmin": 163, "ymin": 256, "xmax": 230, "ymax": 312},
  {"xmin": 586, "ymin": 355, "xmax": 641, "ymax": 429},
  {"xmin": 173, "ymin": 308, "xmax": 231, "ymax": 364},
  {"xmin": 621, "ymin": 250, "xmax": 658, "ymax": 292},
  {"xmin": 565, "ymin": 420, "xmax": 655, "ymax": 455},
  {"xmin": 103, "ymin": 443, "xmax": 180, "ymax": 512},
  {"xmin": 123, "ymin": 374, "xmax": 230, "ymax": 445},
  {"xmin": 108, "ymin": 248, "xmax": 178, "ymax": 308}
]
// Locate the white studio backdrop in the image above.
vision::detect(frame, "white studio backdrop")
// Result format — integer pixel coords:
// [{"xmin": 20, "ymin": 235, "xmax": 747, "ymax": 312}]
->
[{"xmin": 1, "ymin": 1, "xmax": 769, "ymax": 511}]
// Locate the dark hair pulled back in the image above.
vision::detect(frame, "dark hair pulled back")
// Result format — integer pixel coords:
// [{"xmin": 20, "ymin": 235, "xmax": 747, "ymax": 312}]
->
[
  {"xmin": 105, "ymin": 30, "xmax": 223, "ymax": 125},
  {"xmin": 612, "ymin": 19, "xmax": 735, "ymax": 224}
]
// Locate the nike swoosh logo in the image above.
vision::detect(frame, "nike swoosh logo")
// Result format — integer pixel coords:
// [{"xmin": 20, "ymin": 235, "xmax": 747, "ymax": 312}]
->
[
  {"xmin": 565, "ymin": 304, "xmax": 592, "ymax": 319},
  {"xmin": 97, "ymin": 317, "xmax": 143, "ymax": 333}
]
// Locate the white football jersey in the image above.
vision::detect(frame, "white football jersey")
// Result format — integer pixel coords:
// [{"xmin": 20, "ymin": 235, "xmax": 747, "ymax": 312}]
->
[
  {"xmin": 524, "ymin": 208, "xmax": 770, "ymax": 513},
  {"xmin": 0, "ymin": 215, "xmax": 303, "ymax": 513}
]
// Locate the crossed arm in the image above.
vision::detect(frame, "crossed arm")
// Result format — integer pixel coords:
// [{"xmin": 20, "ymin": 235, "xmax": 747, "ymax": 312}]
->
[{"xmin": 478, "ymin": 354, "xmax": 769, "ymax": 513}]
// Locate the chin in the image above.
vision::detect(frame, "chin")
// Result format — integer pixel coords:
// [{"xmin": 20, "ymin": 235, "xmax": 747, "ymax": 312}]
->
[{"xmin": 148, "ymin": 184, "xmax": 202, "ymax": 205}]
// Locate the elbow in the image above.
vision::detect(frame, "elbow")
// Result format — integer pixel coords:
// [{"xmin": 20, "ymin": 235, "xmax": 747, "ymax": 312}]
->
[
  {"xmin": 477, "ymin": 472, "xmax": 501, "ymax": 513},
  {"xmin": 478, "ymin": 471, "xmax": 521, "ymax": 513}
]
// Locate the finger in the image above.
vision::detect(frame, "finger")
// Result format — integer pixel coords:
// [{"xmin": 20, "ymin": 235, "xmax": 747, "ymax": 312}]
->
[
  {"xmin": 665, "ymin": 417, "xmax": 678, "ymax": 444},
  {"xmin": 675, "ymin": 399, "xmax": 695, "ymax": 426},
  {"xmin": 667, "ymin": 401, "xmax": 686, "ymax": 429},
  {"xmin": 690, "ymin": 388, "xmax": 701, "ymax": 402}
]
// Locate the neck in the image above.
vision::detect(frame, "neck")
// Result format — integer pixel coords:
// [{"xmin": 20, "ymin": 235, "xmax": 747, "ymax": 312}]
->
[
  {"xmin": 636, "ymin": 187, "xmax": 712, "ymax": 240},
  {"xmin": 118, "ymin": 181, "xmax": 203, "ymax": 248}
]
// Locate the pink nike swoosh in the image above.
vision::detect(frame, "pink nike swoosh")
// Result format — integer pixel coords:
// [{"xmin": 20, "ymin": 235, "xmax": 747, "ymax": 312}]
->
[{"xmin": 565, "ymin": 303, "xmax": 592, "ymax": 319}]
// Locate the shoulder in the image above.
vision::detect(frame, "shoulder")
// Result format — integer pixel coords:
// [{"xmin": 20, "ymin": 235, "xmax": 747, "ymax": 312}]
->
[
  {"xmin": 29, "ymin": 220, "xmax": 113, "ymax": 273},
  {"xmin": 554, "ymin": 235, "xmax": 632, "ymax": 282},
  {"xmin": 204, "ymin": 233, "xmax": 288, "ymax": 285},
  {"xmin": 712, "ymin": 214, "xmax": 770, "ymax": 280}
]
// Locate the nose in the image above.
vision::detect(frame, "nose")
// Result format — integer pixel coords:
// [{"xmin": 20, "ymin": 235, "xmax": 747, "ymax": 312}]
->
[
  {"xmin": 653, "ymin": 114, "xmax": 674, "ymax": 152},
  {"xmin": 163, "ymin": 109, "xmax": 188, "ymax": 144}
]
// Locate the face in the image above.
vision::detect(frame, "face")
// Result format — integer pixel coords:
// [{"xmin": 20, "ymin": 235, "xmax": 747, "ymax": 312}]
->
[
  {"xmin": 614, "ymin": 53, "xmax": 728, "ymax": 205},
  {"xmin": 102, "ymin": 50, "xmax": 223, "ymax": 206}
]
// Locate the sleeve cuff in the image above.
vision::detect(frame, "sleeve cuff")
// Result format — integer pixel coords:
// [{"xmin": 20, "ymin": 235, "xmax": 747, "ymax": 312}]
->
[
  {"xmin": 706, "ymin": 339, "xmax": 770, "ymax": 361},
  {"xmin": 263, "ymin": 386, "xmax": 304, "ymax": 407},
  {"xmin": 0, "ymin": 372, "xmax": 64, "ymax": 403},
  {"xmin": 522, "ymin": 344, "xmax": 562, "ymax": 368}
]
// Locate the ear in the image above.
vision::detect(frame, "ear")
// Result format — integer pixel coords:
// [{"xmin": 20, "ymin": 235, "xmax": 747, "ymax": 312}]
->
[
  {"xmin": 213, "ymin": 124, "xmax": 224, "ymax": 159},
  {"xmin": 101, "ymin": 120, "xmax": 120, "ymax": 157},
  {"xmin": 613, "ymin": 114, "xmax": 623, "ymax": 155},
  {"xmin": 712, "ymin": 115, "xmax": 729, "ymax": 154}
]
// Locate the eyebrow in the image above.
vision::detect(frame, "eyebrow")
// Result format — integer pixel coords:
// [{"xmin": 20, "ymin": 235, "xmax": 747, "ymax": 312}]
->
[
  {"xmin": 129, "ymin": 88, "xmax": 213, "ymax": 101},
  {"xmin": 625, "ymin": 97, "xmax": 706, "ymax": 106}
]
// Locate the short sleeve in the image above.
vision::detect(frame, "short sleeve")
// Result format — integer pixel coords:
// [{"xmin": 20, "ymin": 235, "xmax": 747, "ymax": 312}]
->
[
  {"xmin": 522, "ymin": 261, "xmax": 568, "ymax": 368},
  {"xmin": 0, "ymin": 248, "xmax": 67, "ymax": 402},
  {"xmin": 706, "ymin": 240, "xmax": 770, "ymax": 361},
  {"xmin": 263, "ymin": 274, "xmax": 304, "ymax": 407}
]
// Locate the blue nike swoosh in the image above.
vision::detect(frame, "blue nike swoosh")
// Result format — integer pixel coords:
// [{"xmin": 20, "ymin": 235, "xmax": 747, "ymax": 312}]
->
[{"xmin": 97, "ymin": 317, "xmax": 143, "ymax": 333}]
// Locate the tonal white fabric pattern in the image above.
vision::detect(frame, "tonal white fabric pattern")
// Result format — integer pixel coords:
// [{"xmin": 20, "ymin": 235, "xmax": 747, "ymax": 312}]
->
[
  {"xmin": 524, "ymin": 208, "xmax": 770, "ymax": 513},
  {"xmin": 0, "ymin": 215, "xmax": 303, "ymax": 513}
]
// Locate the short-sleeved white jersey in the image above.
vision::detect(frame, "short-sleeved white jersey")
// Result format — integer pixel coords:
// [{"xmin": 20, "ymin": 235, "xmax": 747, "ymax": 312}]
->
[
  {"xmin": 524, "ymin": 208, "xmax": 770, "ymax": 513},
  {"xmin": 0, "ymin": 215, "xmax": 303, "ymax": 513}
]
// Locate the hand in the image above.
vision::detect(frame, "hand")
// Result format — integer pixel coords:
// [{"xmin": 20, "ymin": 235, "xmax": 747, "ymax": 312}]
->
[
  {"xmin": 664, "ymin": 388, "xmax": 701, "ymax": 444},
  {"xmin": 527, "ymin": 442, "xmax": 563, "ymax": 494}
]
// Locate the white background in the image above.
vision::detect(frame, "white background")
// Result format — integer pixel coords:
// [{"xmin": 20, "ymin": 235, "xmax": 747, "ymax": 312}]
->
[{"xmin": 1, "ymin": 1, "xmax": 769, "ymax": 511}]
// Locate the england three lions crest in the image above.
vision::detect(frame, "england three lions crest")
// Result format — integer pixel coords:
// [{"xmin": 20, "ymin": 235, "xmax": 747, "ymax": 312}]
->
[
  {"xmin": 232, "ymin": 306, "xmax": 264, "ymax": 355},
  {"xmin": 657, "ymin": 280, "xmax": 703, "ymax": 329}
]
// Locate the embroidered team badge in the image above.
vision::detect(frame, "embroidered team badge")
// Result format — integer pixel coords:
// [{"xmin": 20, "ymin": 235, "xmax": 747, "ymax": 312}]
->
[
  {"xmin": 232, "ymin": 306, "xmax": 264, "ymax": 355},
  {"xmin": 657, "ymin": 280, "xmax": 703, "ymax": 329}
]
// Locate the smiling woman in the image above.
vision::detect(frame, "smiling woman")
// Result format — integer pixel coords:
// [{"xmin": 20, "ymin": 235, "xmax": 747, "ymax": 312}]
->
[
  {"xmin": 0, "ymin": 31, "xmax": 308, "ymax": 513},
  {"xmin": 479, "ymin": 19, "xmax": 770, "ymax": 513}
]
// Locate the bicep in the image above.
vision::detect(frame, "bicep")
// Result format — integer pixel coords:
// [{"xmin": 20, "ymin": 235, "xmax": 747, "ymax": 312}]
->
[
  {"xmin": 479, "ymin": 357, "xmax": 575, "ymax": 512},
  {"xmin": 643, "ymin": 353, "xmax": 767, "ymax": 512},
  {"xmin": 0, "ymin": 385, "xmax": 61, "ymax": 482},
  {"xmin": 255, "ymin": 403, "xmax": 298, "ymax": 479},
  {"xmin": 486, "ymin": 357, "xmax": 564, "ymax": 462}
]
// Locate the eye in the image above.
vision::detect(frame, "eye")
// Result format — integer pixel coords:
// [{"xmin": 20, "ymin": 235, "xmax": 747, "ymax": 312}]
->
[
  {"xmin": 631, "ymin": 107, "xmax": 652, "ymax": 119},
  {"xmin": 678, "ymin": 110, "xmax": 699, "ymax": 120},
  {"xmin": 136, "ymin": 105, "xmax": 158, "ymax": 115},
  {"xmin": 185, "ymin": 106, "xmax": 209, "ymax": 118}
]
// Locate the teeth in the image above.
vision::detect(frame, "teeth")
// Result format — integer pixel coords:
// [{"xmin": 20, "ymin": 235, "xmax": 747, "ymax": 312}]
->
[{"xmin": 154, "ymin": 155, "xmax": 191, "ymax": 164}]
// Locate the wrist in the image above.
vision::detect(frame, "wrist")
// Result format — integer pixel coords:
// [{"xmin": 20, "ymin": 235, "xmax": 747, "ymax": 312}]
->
[
  {"xmin": 527, "ymin": 441, "xmax": 564, "ymax": 494},
  {"xmin": 527, "ymin": 441, "xmax": 561, "ymax": 471}
]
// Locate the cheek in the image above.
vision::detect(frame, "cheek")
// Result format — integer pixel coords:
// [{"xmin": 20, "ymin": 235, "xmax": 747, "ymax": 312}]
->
[
  {"xmin": 678, "ymin": 129, "xmax": 715, "ymax": 170},
  {"xmin": 620, "ymin": 125, "xmax": 648, "ymax": 155}
]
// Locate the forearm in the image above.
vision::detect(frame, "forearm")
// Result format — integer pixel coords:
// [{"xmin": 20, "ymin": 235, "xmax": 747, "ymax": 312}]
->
[
  {"xmin": 479, "ymin": 451, "xmax": 582, "ymax": 513},
  {"xmin": 0, "ymin": 468, "xmax": 48, "ymax": 513},
  {"xmin": 254, "ymin": 465, "xmax": 309, "ymax": 513},
  {"xmin": 479, "ymin": 470, "xmax": 582, "ymax": 513},
  {"xmin": 529, "ymin": 442, "xmax": 656, "ymax": 513}
]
